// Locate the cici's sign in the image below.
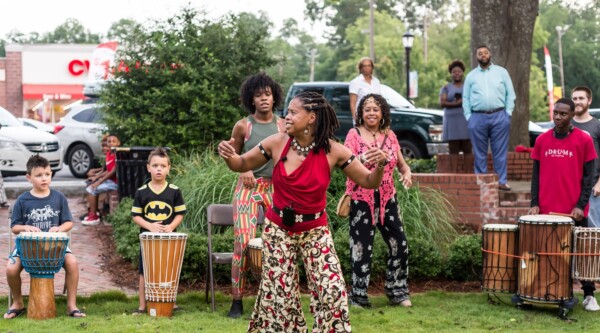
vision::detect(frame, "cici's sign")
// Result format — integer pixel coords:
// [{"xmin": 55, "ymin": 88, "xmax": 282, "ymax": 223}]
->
[
  {"xmin": 68, "ymin": 59, "xmax": 90, "ymax": 76},
  {"xmin": 68, "ymin": 59, "xmax": 183, "ymax": 77}
]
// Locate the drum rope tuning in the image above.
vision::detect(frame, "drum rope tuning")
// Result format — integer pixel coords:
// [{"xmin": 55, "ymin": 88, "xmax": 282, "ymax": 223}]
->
[{"xmin": 482, "ymin": 248, "xmax": 600, "ymax": 258}]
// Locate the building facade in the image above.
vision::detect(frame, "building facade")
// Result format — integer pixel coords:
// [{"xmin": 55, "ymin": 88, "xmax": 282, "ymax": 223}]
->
[{"xmin": 0, "ymin": 44, "xmax": 96, "ymax": 121}]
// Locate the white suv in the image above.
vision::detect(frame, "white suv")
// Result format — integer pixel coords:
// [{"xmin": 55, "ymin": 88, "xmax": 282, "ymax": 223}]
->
[
  {"xmin": 54, "ymin": 101, "xmax": 106, "ymax": 178},
  {"xmin": 0, "ymin": 106, "xmax": 63, "ymax": 176}
]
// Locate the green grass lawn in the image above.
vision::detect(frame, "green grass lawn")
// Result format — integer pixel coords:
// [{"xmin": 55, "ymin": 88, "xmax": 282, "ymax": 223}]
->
[{"xmin": 1, "ymin": 291, "xmax": 599, "ymax": 332}]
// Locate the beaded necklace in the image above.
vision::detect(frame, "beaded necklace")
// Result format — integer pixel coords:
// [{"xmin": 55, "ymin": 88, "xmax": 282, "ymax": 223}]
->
[{"xmin": 291, "ymin": 138, "xmax": 316, "ymax": 157}]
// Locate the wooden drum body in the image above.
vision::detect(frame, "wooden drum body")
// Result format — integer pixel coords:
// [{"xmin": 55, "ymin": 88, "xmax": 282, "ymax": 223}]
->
[
  {"xmin": 247, "ymin": 238, "xmax": 263, "ymax": 280},
  {"xmin": 573, "ymin": 227, "xmax": 600, "ymax": 281},
  {"xmin": 517, "ymin": 215, "xmax": 573, "ymax": 303},
  {"xmin": 482, "ymin": 224, "xmax": 519, "ymax": 293},
  {"xmin": 16, "ymin": 232, "xmax": 69, "ymax": 320},
  {"xmin": 140, "ymin": 232, "xmax": 187, "ymax": 317}
]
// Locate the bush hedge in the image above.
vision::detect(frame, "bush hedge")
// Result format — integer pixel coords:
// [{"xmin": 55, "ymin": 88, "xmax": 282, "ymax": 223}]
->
[{"xmin": 109, "ymin": 152, "xmax": 482, "ymax": 284}]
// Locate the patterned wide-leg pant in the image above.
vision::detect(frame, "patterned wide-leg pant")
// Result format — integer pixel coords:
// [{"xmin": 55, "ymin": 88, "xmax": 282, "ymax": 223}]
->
[
  {"xmin": 232, "ymin": 177, "xmax": 273, "ymax": 299},
  {"xmin": 349, "ymin": 193, "xmax": 410, "ymax": 304},
  {"xmin": 248, "ymin": 219, "xmax": 351, "ymax": 333}
]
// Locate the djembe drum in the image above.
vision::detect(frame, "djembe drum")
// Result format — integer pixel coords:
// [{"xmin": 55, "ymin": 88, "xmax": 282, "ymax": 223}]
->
[
  {"xmin": 517, "ymin": 215, "xmax": 573, "ymax": 303},
  {"xmin": 16, "ymin": 232, "xmax": 69, "ymax": 320},
  {"xmin": 481, "ymin": 224, "xmax": 519, "ymax": 293},
  {"xmin": 247, "ymin": 238, "xmax": 263, "ymax": 280},
  {"xmin": 572, "ymin": 227, "xmax": 600, "ymax": 281},
  {"xmin": 140, "ymin": 232, "xmax": 187, "ymax": 317}
]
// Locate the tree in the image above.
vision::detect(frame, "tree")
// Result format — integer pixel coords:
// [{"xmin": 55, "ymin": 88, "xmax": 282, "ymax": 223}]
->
[
  {"xmin": 41, "ymin": 18, "xmax": 100, "ymax": 44},
  {"xmin": 470, "ymin": 0, "xmax": 539, "ymax": 148},
  {"xmin": 101, "ymin": 8, "xmax": 275, "ymax": 152},
  {"xmin": 539, "ymin": 0, "xmax": 600, "ymax": 108},
  {"xmin": 106, "ymin": 19, "xmax": 143, "ymax": 45}
]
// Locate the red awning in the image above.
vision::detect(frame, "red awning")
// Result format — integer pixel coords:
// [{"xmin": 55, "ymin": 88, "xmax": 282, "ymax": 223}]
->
[{"xmin": 22, "ymin": 84, "xmax": 85, "ymax": 100}]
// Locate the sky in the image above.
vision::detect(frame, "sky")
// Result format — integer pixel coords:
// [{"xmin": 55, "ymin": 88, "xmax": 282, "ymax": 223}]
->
[{"xmin": 0, "ymin": 0, "xmax": 325, "ymax": 40}]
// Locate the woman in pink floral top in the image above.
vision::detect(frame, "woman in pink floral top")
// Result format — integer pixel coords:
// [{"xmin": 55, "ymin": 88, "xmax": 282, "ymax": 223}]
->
[{"xmin": 344, "ymin": 93, "xmax": 413, "ymax": 308}]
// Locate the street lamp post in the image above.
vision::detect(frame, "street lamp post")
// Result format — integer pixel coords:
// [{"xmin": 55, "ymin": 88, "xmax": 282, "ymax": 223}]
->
[
  {"xmin": 402, "ymin": 31, "xmax": 414, "ymax": 100},
  {"xmin": 556, "ymin": 25, "xmax": 569, "ymax": 97}
]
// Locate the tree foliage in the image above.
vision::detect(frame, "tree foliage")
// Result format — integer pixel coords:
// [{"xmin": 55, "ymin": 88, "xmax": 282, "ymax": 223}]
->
[
  {"xmin": 539, "ymin": 0, "xmax": 600, "ymax": 108},
  {"xmin": 100, "ymin": 8, "xmax": 275, "ymax": 152}
]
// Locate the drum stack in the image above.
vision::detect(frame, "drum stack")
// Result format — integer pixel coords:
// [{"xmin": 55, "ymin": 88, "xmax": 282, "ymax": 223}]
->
[
  {"xmin": 481, "ymin": 215, "xmax": 578, "ymax": 318},
  {"xmin": 16, "ymin": 232, "xmax": 70, "ymax": 320}
]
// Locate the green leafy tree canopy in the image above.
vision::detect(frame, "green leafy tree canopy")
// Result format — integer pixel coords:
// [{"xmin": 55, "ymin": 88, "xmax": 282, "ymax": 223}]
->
[{"xmin": 101, "ymin": 7, "xmax": 275, "ymax": 153}]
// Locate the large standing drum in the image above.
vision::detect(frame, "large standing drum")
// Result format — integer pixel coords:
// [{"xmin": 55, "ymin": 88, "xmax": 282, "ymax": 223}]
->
[
  {"xmin": 247, "ymin": 238, "xmax": 263, "ymax": 280},
  {"xmin": 572, "ymin": 227, "xmax": 600, "ymax": 281},
  {"xmin": 481, "ymin": 224, "xmax": 519, "ymax": 293},
  {"xmin": 16, "ymin": 232, "xmax": 69, "ymax": 320},
  {"xmin": 140, "ymin": 232, "xmax": 187, "ymax": 317},
  {"xmin": 517, "ymin": 215, "xmax": 573, "ymax": 303}
]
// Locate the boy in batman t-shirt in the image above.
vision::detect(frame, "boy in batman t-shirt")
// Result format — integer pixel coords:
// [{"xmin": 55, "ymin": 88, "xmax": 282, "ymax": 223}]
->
[{"xmin": 130, "ymin": 147, "xmax": 186, "ymax": 315}]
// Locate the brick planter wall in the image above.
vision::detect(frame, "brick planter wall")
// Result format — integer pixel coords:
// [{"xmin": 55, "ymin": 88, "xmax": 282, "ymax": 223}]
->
[
  {"xmin": 436, "ymin": 152, "xmax": 533, "ymax": 181},
  {"xmin": 413, "ymin": 173, "xmax": 498, "ymax": 231}
]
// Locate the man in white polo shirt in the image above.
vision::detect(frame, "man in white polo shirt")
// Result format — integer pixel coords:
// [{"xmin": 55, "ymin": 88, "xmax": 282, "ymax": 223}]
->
[{"xmin": 349, "ymin": 57, "xmax": 381, "ymax": 122}]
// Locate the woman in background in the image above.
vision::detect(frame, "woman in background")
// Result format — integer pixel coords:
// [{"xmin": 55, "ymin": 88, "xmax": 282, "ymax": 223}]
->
[{"xmin": 345, "ymin": 93, "xmax": 412, "ymax": 308}]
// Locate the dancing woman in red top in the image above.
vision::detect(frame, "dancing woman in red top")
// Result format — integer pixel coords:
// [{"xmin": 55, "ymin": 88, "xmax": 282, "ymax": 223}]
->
[{"xmin": 218, "ymin": 91, "xmax": 387, "ymax": 333}]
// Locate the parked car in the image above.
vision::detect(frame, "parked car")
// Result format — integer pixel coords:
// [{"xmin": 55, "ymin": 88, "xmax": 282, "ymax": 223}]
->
[
  {"xmin": 0, "ymin": 107, "xmax": 63, "ymax": 176},
  {"xmin": 54, "ymin": 100, "xmax": 106, "ymax": 178},
  {"xmin": 19, "ymin": 118, "xmax": 54, "ymax": 134},
  {"xmin": 282, "ymin": 82, "xmax": 444, "ymax": 159}
]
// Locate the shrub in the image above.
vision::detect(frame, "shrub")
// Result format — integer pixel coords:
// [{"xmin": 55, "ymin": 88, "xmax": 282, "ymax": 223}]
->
[
  {"xmin": 170, "ymin": 149, "xmax": 237, "ymax": 233},
  {"xmin": 109, "ymin": 151, "xmax": 461, "ymax": 284},
  {"xmin": 406, "ymin": 157, "xmax": 437, "ymax": 173},
  {"xmin": 108, "ymin": 197, "xmax": 238, "ymax": 283},
  {"xmin": 444, "ymin": 234, "xmax": 483, "ymax": 281},
  {"xmin": 101, "ymin": 8, "xmax": 276, "ymax": 152},
  {"xmin": 107, "ymin": 197, "xmax": 139, "ymax": 262},
  {"xmin": 408, "ymin": 237, "xmax": 443, "ymax": 280}
]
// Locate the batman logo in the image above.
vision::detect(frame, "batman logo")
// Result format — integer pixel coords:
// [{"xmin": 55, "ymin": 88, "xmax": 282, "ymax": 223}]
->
[{"xmin": 144, "ymin": 201, "xmax": 173, "ymax": 221}]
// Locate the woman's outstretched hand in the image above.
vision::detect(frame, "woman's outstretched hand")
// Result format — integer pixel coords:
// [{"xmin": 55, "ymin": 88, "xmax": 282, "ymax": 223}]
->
[{"xmin": 218, "ymin": 138, "xmax": 236, "ymax": 159}]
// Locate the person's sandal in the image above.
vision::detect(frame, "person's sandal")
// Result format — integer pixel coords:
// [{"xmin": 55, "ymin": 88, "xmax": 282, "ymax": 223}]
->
[
  {"xmin": 68, "ymin": 309, "xmax": 86, "ymax": 318},
  {"xmin": 4, "ymin": 308, "xmax": 25, "ymax": 319},
  {"xmin": 0, "ymin": 202, "xmax": 10, "ymax": 209},
  {"xmin": 131, "ymin": 308, "xmax": 146, "ymax": 315}
]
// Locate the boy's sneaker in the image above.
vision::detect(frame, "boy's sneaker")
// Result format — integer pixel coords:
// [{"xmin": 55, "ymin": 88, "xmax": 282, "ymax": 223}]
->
[
  {"xmin": 82, "ymin": 213, "xmax": 100, "ymax": 226},
  {"xmin": 583, "ymin": 296, "xmax": 600, "ymax": 311}
]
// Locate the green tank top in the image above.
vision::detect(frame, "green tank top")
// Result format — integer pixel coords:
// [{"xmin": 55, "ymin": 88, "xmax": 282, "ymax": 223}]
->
[{"xmin": 242, "ymin": 115, "xmax": 280, "ymax": 178}]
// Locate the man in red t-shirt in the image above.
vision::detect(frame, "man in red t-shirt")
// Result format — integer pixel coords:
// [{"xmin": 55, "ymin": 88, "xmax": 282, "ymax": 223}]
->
[
  {"xmin": 82, "ymin": 134, "xmax": 120, "ymax": 226},
  {"xmin": 529, "ymin": 98, "xmax": 598, "ymax": 311}
]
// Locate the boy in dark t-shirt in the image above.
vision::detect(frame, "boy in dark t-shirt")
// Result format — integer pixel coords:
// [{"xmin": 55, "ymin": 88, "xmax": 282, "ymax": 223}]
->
[
  {"xmin": 4, "ymin": 155, "xmax": 86, "ymax": 319},
  {"xmin": 130, "ymin": 147, "xmax": 186, "ymax": 315}
]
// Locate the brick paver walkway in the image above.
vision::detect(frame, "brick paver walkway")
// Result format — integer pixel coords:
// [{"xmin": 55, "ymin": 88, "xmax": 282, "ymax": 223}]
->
[{"xmin": 0, "ymin": 196, "xmax": 136, "ymax": 298}]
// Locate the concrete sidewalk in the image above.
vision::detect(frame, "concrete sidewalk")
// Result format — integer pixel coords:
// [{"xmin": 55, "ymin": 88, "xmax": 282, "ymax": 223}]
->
[{"xmin": 0, "ymin": 195, "xmax": 136, "ymax": 298}]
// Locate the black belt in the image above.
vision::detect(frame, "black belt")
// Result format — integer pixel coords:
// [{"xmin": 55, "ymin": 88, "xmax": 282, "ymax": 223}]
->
[
  {"xmin": 473, "ymin": 107, "xmax": 504, "ymax": 114},
  {"xmin": 272, "ymin": 207, "xmax": 325, "ymax": 223}
]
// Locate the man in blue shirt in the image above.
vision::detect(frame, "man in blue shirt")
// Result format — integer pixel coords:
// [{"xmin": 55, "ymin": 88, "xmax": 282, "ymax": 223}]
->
[{"xmin": 463, "ymin": 45, "xmax": 516, "ymax": 191}]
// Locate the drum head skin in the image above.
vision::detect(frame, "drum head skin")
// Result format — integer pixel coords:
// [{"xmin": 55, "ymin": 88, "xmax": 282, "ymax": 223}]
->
[
  {"xmin": 519, "ymin": 214, "xmax": 573, "ymax": 224},
  {"xmin": 139, "ymin": 232, "xmax": 188, "ymax": 240},
  {"xmin": 18, "ymin": 232, "xmax": 69, "ymax": 240},
  {"xmin": 248, "ymin": 238, "xmax": 262, "ymax": 248},
  {"xmin": 482, "ymin": 224, "xmax": 518, "ymax": 231}
]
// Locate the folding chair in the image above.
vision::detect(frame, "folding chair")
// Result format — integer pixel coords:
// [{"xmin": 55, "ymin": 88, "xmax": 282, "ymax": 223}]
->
[
  {"xmin": 205, "ymin": 203, "xmax": 264, "ymax": 312},
  {"xmin": 7, "ymin": 210, "xmax": 70, "ymax": 308}
]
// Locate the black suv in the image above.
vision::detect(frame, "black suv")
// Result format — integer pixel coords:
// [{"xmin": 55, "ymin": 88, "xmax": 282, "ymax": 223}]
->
[{"xmin": 282, "ymin": 82, "xmax": 445, "ymax": 159}]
